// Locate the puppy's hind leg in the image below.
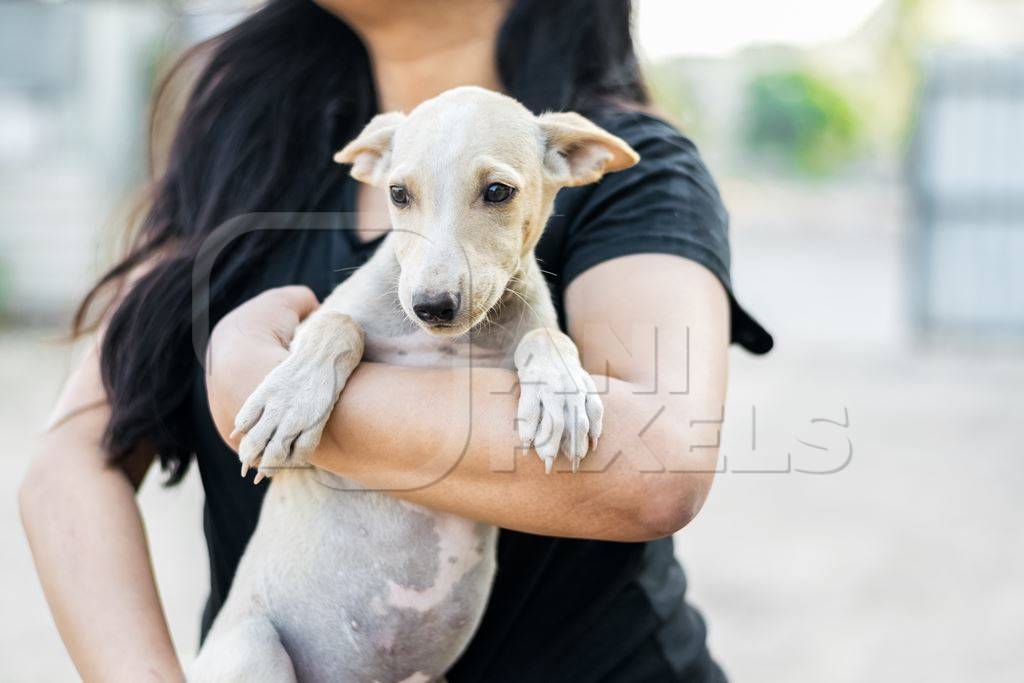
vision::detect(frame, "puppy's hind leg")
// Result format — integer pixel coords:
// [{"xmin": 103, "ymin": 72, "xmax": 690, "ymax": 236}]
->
[{"xmin": 188, "ymin": 616, "xmax": 296, "ymax": 683}]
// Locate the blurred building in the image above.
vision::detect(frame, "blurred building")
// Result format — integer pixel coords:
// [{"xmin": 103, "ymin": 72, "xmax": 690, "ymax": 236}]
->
[
  {"xmin": 0, "ymin": 0, "xmax": 248, "ymax": 323},
  {"xmin": 0, "ymin": 0, "xmax": 166, "ymax": 321},
  {"xmin": 909, "ymin": 53, "xmax": 1024, "ymax": 333},
  {"xmin": 642, "ymin": 0, "xmax": 1024, "ymax": 341},
  {"xmin": 1, "ymin": 0, "xmax": 1021, "ymax": 335}
]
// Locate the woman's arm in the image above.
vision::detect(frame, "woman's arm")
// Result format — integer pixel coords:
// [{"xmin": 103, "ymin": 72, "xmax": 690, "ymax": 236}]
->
[
  {"xmin": 19, "ymin": 342, "xmax": 184, "ymax": 683},
  {"xmin": 208, "ymin": 254, "xmax": 729, "ymax": 542}
]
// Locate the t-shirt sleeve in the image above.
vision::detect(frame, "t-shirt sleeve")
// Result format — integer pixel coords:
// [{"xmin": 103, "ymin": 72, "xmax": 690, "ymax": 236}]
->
[{"xmin": 555, "ymin": 111, "xmax": 772, "ymax": 354}]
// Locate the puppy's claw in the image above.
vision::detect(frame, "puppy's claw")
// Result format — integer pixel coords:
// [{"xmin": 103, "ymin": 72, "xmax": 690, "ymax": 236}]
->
[
  {"xmin": 571, "ymin": 456, "xmax": 580, "ymax": 474},
  {"xmin": 543, "ymin": 456, "xmax": 554, "ymax": 474},
  {"xmin": 253, "ymin": 471, "xmax": 266, "ymax": 485},
  {"xmin": 240, "ymin": 462, "xmax": 249, "ymax": 478}
]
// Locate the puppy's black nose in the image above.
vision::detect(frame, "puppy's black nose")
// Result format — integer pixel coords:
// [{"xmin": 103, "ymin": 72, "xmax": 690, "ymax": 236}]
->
[{"xmin": 412, "ymin": 292, "xmax": 460, "ymax": 324}]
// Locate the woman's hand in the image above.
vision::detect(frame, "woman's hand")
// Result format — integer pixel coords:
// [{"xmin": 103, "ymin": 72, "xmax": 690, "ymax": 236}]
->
[{"xmin": 206, "ymin": 286, "xmax": 320, "ymax": 451}]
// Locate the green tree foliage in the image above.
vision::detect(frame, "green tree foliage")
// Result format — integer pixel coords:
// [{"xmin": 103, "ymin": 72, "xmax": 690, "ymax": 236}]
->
[{"xmin": 743, "ymin": 70, "xmax": 862, "ymax": 175}]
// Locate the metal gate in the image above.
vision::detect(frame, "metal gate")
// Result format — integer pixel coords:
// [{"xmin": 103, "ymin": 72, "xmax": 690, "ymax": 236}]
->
[{"xmin": 908, "ymin": 52, "xmax": 1024, "ymax": 333}]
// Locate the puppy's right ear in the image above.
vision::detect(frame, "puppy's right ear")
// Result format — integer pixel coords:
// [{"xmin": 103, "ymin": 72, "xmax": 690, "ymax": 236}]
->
[
  {"xmin": 538, "ymin": 111, "xmax": 639, "ymax": 187},
  {"xmin": 333, "ymin": 112, "xmax": 406, "ymax": 187}
]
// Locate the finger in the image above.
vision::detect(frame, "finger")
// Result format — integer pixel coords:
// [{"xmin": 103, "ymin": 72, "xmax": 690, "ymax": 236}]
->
[
  {"xmin": 263, "ymin": 286, "xmax": 320, "ymax": 320},
  {"xmin": 581, "ymin": 370, "xmax": 600, "ymax": 399},
  {"xmin": 282, "ymin": 431, "xmax": 300, "ymax": 460},
  {"xmin": 239, "ymin": 419, "xmax": 276, "ymax": 468},
  {"xmin": 562, "ymin": 400, "xmax": 574, "ymax": 451},
  {"xmin": 260, "ymin": 429, "xmax": 293, "ymax": 474},
  {"xmin": 585, "ymin": 393, "xmax": 604, "ymax": 451},
  {"xmin": 516, "ymin": 384, "xmax": 541, "ymax": 447},
  {"xmin": 292, "ymin": 429, "xmax": 321, "ymax": 462},
  {"xmin": 534, "ymin": 398, "xmax": 556, "ymax": 452},
  {"xmin": 535, "ymin": 397, "xmax": 565, "ymax": 471},
  {"xmin": 571, "ymin": 401, "xmax": 590, "ymax": 468},
  {"xmin": 581, "ymin": 372, "xmax": 603, "ymax": 447},
  {"xmin": 563, "ymin": 403, "xmax": 578, "ymax": 471},
  {"xmin": 233, "ymin": 399, "xmax": 265, "ymax": 439}
]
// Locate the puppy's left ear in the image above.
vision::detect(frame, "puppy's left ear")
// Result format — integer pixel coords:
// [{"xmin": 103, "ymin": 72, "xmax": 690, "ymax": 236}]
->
[
  {"xmin": 538, "ymin": 112, "xmax": 640, "ymax": 187},
  {"xmin": 333, "ymin": 111, "xmax": 407, "ymax": 186}
]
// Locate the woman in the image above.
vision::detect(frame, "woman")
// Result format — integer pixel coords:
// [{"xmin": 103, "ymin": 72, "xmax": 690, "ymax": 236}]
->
[{"xmin": 20, "ymin": 0, "xmax": 771, "ymax": 680}]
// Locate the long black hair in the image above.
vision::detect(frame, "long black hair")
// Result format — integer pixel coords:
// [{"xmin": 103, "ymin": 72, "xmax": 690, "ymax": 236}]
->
[{"xmin": 74, "ymin": 0, "xmax": 649, "ymax": 484}]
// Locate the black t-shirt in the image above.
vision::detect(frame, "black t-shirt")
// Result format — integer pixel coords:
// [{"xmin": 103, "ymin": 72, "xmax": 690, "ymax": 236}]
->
[{"xmin": 191, "ymin": 108, "xmax": 771, "ymax": 682}]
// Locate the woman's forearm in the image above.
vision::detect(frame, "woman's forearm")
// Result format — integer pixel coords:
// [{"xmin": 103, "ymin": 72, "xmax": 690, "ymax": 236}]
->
[
  {"xmin": 311, "ymin": 362, "xmax": 714, "ymax": 541},
  {"xmin": 208, "ymin": 269, "xmax": 728, "ymax": 543},
  {"xmin": 20, "ymin": 434, "xmax": 184, "ymax": 682},
  {"xmin": 208, "ymin": 335, "xmax": 714, "ymax": 541}
]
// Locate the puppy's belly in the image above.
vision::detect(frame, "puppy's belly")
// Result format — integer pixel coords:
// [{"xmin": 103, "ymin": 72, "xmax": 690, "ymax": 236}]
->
[
  {"xmin": 245, "ymin": 472, "xmax": 498, "ymax": 682},
  {"xmin": 217, "ymin": 331, "xmax": 510, "ymax": 681}
]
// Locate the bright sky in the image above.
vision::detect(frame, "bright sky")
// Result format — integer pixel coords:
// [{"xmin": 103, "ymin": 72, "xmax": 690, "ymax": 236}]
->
[{"xmin": 635, "ymin": 0, "xmax": 888, "ymax": 60}]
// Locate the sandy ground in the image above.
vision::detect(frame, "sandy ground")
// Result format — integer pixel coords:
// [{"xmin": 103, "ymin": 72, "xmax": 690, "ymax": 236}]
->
[{"xmin": 1, "ymin": 225, "xmax": 1022, "ymax": 681}]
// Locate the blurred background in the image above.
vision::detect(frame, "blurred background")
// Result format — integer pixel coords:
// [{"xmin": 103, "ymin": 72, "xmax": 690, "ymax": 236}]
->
[{"xmin": 1, "ymin": 0, "xmax": 1022, "ymax": 680}]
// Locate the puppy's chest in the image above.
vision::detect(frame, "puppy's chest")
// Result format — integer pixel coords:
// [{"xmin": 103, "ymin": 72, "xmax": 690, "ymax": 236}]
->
[{"xmin": 364, "ymin": 329, "xmax": 514, "ymax": 369}]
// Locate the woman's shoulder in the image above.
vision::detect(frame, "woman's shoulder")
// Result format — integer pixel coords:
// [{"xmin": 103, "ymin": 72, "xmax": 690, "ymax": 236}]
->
[{"xmin": 585, "ymin": 105, "xmax": 698, "ymax": 157}]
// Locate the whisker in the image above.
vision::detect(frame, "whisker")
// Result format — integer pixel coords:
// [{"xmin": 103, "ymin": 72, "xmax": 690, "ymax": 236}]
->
[{"xmin": 504, "ymin": 286, "xmax": 541, "ymax": 321}]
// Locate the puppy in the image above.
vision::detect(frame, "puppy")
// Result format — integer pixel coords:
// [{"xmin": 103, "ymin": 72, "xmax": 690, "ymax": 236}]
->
[{"xmin": 190, "ymin": 86, "xmax": 638, "ymax": 682}]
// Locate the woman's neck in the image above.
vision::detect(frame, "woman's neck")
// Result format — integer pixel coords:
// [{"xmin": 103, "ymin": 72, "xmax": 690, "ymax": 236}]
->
[
  {"xmin": 370, "ymin": 35, "xmax": 504, "ymax": 113},
  {"xmin": 338, "ymin": 1, "xmax": 508, "ymax": 113}
]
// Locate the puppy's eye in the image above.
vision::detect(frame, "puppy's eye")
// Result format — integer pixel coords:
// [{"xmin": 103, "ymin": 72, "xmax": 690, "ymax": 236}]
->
[
  {"xmin": 483, "ymin": 182, "xmax": 515, "ymax": 204},
  {"xmin": 389, "ymin": 185, "xmax": 409, "ymax": 207}
]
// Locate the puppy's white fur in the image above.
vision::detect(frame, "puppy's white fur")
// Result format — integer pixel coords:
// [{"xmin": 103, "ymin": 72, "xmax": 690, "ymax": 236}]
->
[{"xmin": 190, "ymin": 87, "xmax": 638, "ymax": 682}]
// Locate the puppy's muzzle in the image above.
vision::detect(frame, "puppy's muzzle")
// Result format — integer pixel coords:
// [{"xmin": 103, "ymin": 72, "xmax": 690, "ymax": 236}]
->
[{"xmin": 412, "ymin": 291, "xmax": 461, "ymax": 325}]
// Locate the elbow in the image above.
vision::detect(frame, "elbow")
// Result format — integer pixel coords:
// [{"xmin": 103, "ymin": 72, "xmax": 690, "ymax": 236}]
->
[
  {"xmin": 631, "ymin": 488, "xmax": 703, "ymax": 541},
  {"xmin": 19, "ymin": 452, "xmax": 57, "ymax": 533},
  {"xmin": 578, "ymin": 472, "xmax": 711, "ymax": 543},
  {"xmin": 621, "ymin": 453, "xmax": 717, "ymax": 542},
  {"xmin": 19, "ymin": 444, "xmax": 103, "ymax": 531},
  {"xmin": 592, "ymin": 394, "xmax": 722, "ymax": 541}
]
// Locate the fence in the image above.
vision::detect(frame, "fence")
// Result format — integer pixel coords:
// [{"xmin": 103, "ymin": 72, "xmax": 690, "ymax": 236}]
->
[{"xmin": 908, "ymin": 52, "xmax": 1024, "ymax": 334}]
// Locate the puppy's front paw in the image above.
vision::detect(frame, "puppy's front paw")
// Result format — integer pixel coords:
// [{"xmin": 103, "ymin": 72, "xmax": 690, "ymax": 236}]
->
[
  {"xmin": 232, "ymin": 355, "xmax": 341, "ymax": 482},
  {"xmin": 516, "ymin": 355, "xmax": 603, "ymax": 474}
]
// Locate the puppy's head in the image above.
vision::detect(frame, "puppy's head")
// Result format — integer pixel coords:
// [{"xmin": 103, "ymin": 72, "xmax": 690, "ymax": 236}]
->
[{"xmin": 334, "ymin": 86, "xmax": 639, "ymax": 336}]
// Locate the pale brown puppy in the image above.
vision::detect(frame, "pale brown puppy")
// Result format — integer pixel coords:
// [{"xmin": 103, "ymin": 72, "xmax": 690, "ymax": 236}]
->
[{"xmin": 191, "ymin": 86, "xmax": 637, "ymax": 683}]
